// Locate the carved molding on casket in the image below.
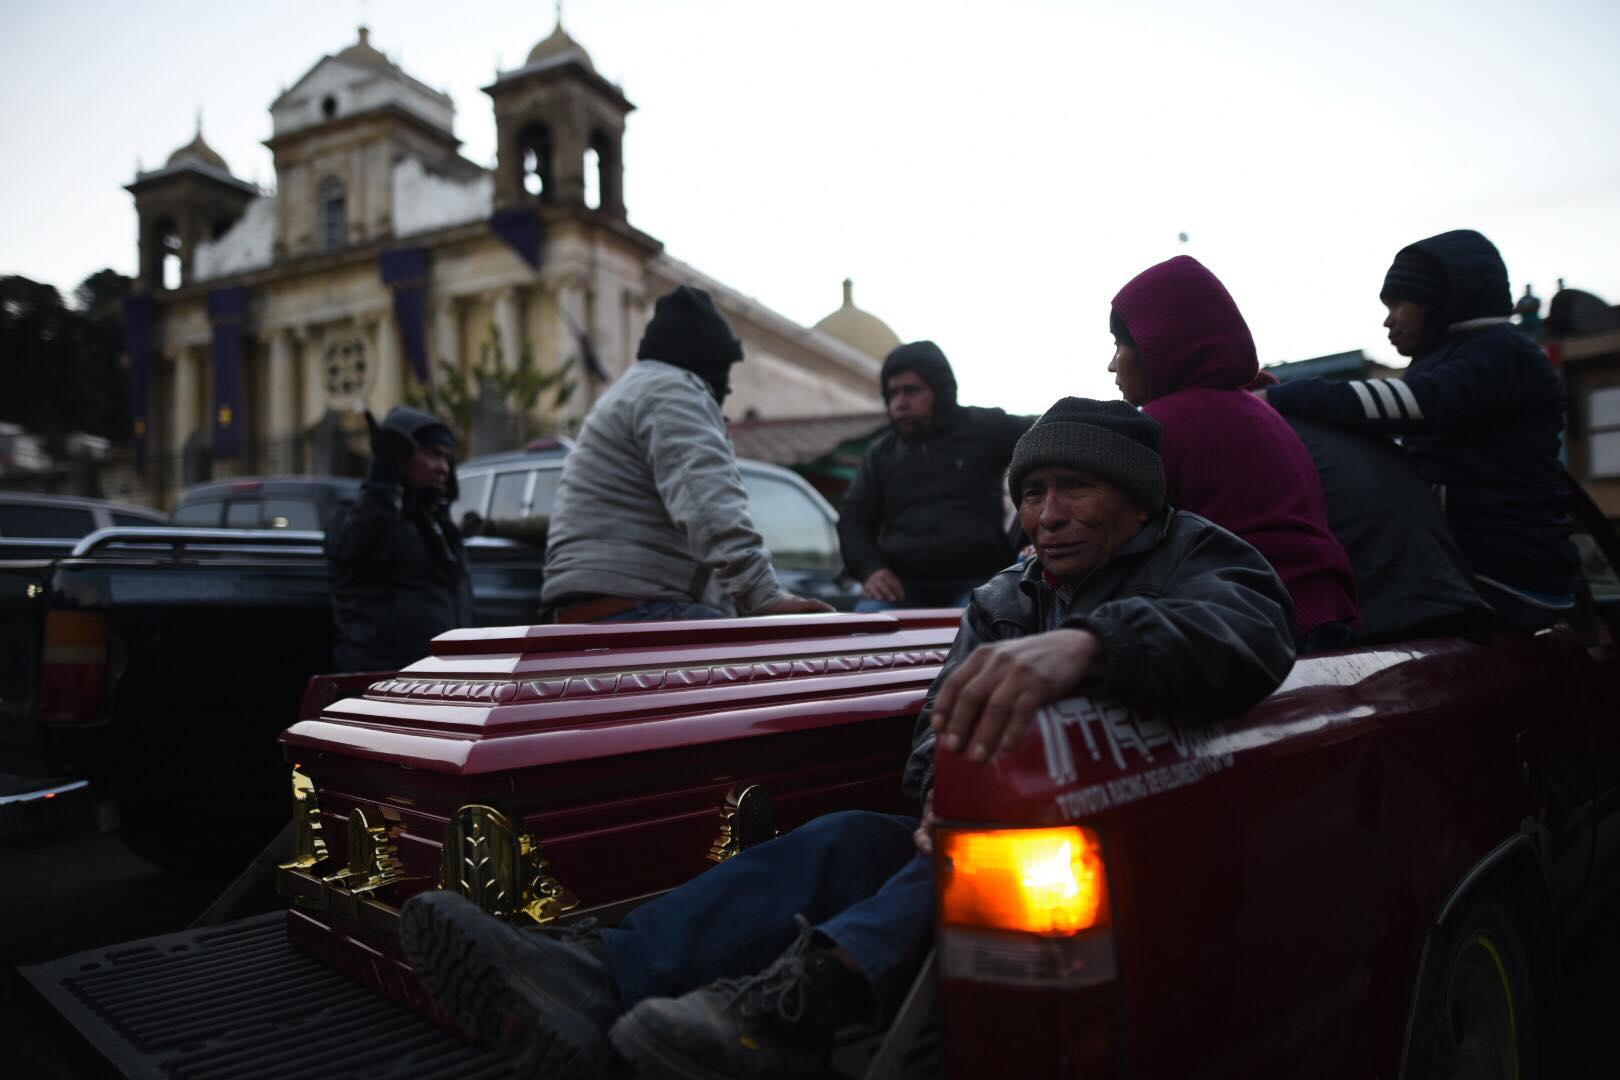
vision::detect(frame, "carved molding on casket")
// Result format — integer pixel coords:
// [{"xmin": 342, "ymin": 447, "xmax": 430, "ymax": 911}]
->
[
  {"xmin": 365, "ymin": 648, "xmax": 950, "ymax": 705},
  {"xmin": 708, "ymin": 783, "xmax": 778, "ymax": 863},
  {"xmin": 439, "ymin": 804, "xmax": 580, "ymax": 925}
]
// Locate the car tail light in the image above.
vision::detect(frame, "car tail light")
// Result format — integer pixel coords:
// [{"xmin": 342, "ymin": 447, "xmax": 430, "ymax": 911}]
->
[
  {"xmin": 39, "ymin": 610, "xmax": 109, "ymax": 726},
  {"xmin": 938, "ymin": 825, "xmax": 1116, "ymax": 988}
]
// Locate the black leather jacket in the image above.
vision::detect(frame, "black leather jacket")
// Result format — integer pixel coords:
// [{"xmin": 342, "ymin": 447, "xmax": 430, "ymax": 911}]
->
[{"xmin": 903, "ymin": 509, "xmax": 1296, "ymax": 802}]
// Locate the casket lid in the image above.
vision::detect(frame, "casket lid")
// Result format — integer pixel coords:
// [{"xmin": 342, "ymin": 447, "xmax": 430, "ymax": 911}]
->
[{"xmin": 281, "ymin": 612, "xmax": 962, "ymax": 776}]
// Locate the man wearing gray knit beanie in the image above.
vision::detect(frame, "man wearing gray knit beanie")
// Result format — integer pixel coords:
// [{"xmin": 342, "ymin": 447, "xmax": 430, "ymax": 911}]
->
[
  {"xmin": 402, "ymin": 404, "xmax": 1300, "ymax": 1080},
  {"xmin": 904, "ymin": 395, "xmax": 1296, "ymax": 808}
]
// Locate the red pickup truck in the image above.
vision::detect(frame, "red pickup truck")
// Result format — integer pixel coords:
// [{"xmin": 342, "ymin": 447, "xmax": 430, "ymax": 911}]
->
[
  {"xmin": 27, "ymin": 484, "xmax": 1618, "ymax": 1079},
  {"xmin": 255, "ymin": 484, "xmax": 1620, "ymax": 1078}
]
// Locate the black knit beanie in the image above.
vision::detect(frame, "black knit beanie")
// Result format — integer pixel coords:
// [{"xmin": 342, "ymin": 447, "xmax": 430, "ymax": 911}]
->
[
  {"xmin": 881, "ymin": 340, "xmax": 958, "ymax": 412},
  {"xmin": 1380, "ymin": 244, "xmax": 1448, "ymax": 307},
  {"xmin": 1008, "ymin": 398, "xmax": 1166, "ymax": 513},
  {"xmin": 637, "ymin": 285, "xmax": 744, "ymax": 399}
]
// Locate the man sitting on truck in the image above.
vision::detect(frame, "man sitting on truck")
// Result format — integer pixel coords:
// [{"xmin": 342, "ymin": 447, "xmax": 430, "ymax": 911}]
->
[
  {"xmin": 326, "ymin": 405, "xmax": 474, "ymax": 673},
  {"xmin": 1259, "ymin": 229, "xmax": 1577, "ymax": 632},
  {"xmin": 401, "ymin": 398, "xmax": 1296, "ymax": 1080},
  {"xmin": 539, "ymin": 284, "xmax": 833, "ymax": 622}
]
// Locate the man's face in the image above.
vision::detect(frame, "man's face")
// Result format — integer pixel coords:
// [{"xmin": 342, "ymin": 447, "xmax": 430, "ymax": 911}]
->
[
  {"xmin": 1383, "ymin": 299, "xmax": 1427, "ymax": 358},
  {"xmin": 1017, "ymin": 467, "xmax": 1150, "ymax": 585},
  {"xmin": 1108, "ymin": 341, "xmax": 1149, "ymax": 406},
  {"xmin": 886, "ymin": 370, "xmax": 935, "ymax": 438},
  {"xmin": 406, "ymin": 442, "xmax": 452, "ymax": 493}
]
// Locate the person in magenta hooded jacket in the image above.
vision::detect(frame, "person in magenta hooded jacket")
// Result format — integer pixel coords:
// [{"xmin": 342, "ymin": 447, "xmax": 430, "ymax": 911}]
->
[{"xmin": 1108, "ymin": 255, "xmax": 1359, "ymax": 650}]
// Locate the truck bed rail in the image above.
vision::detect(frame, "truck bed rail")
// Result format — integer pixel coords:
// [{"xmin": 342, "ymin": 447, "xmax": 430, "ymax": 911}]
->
[{"xmin": 65, "ymin": 528, "xmax": 529, "ymax": 559}]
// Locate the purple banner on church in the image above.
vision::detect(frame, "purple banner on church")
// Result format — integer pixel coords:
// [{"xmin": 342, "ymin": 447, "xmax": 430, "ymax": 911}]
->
[
  {"xmin": 122, "ymin": 293, "xmax": 157, "ymax": 472},
  {"xmin": 490, "ymin": 207, "xmax": 543, "ymax": 270},
  {"xmin": 207, "ymin": 286, "xmax": 249, "ymax": 459},
  {"xmin": 380, "ymin": 247, "xmax": 431, "ymax": 383}
]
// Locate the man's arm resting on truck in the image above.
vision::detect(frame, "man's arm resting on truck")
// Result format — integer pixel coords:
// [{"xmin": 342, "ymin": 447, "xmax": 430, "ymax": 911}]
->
[{"xmin": 903, "ymin": 522, "xmax": 1295, "ymax": 808}]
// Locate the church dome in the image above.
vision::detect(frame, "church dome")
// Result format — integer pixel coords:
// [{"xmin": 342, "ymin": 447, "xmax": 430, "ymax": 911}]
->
[
  {"xmin": 526, "ymin": 22, "xmax": 595, "ymax": 70},
  {"xmin": 813, "ymin": 279, "xmax": 901, "ymax": 360},
  {"xmin": 166, "ymin": 126, "xmax": 229, "ymax": 173},
  {"xmin": 335, "ymin": 25, "xmax": 394, "ymax": 73}
]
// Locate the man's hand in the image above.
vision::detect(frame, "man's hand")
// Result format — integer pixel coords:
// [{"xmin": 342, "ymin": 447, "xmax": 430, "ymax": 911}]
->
[
  {"xmin": 913, "ymin": 790, "xmax": 936, "ymax": 855},
  {"xmin": 365, "ymin": 410, "xmax": 417, "ymax": 482},
  {"xmin": 765, "ymin": 594, "xmax": 836, "ymax": 615},
  {"xmin": 931, "ymin": 629, "xmax": 1104, "ymax": 762},
  {"xmin": 862, "ymin": 568, "xmax": 905, "ymax": 602}
]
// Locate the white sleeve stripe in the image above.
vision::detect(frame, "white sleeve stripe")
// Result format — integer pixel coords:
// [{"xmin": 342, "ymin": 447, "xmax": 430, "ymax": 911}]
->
[
  {"xmin": 1368, "ymin": 379, "xmax": 1402, "ymax": 419},
  {"xmin": 1347, "ymin": 380, "xmax": 1380, "ymax": 420},
  {"xmin": 1389, "ymin": 377, "xmax": 1424, "ymax": 420}
]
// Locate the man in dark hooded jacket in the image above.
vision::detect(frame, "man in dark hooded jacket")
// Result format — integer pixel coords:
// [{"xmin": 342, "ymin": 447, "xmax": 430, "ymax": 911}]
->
[
  {"xmin": 1262, "ymin": 229, "xmax": 1577, "ymax": 631},
  {"xmin": 326, "ymin": 405, "xmax": 474, "ymax": 671},
  {"xmin": 838, "ymin": 341, "xmax": 1031, "ymax": 608}
]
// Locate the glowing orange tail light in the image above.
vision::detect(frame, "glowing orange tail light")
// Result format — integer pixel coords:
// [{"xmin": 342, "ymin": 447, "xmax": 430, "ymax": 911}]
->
[{"xmin": 940, "ymin": 826, "xmax": 1108, "ymax": 937}]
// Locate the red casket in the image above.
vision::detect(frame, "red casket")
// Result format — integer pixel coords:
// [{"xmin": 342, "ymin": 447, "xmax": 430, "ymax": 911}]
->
[{"xmin": 275, "ymin": 611, "xmax": 959, "ymax": 1024}]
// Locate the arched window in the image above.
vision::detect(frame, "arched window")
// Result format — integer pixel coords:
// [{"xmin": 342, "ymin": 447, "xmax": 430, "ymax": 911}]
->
[
  {"xmin": 583, "ymin": 146, "xmax": 601, "ymax": 210},
  {"xmin": 159, "ymin": 220, "xmax": 182, "ymax": 290},
  {"xmin": 318, "ymin": 176, "xmax": 347, "ymax": 250},
  {"xmin": 518, "ymin": 123, "xmax": 552, "ymax": 202}
]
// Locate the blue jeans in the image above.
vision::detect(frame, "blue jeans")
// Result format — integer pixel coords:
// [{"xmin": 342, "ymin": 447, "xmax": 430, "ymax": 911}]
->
[
  {"xmin": 596, "ymin": 600, "xmax": 727, "ymax": 623},
  {"xmin": 598, "ymin": 811, "xmax": 932, "ymax": 1026}
]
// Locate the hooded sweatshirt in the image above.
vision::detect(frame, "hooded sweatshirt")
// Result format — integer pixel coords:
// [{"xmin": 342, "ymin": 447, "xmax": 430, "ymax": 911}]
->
[
  {"xmin": 1265, "ymin": 231, "xmax": 1576, "ymax": 603},
  {"xmin": 326, "ymin": 405, "xmax": 474, "ymax": 671},
  {"xmin": 1112, "ymin": 256, "xmax": 1359, "ymax": 638}
]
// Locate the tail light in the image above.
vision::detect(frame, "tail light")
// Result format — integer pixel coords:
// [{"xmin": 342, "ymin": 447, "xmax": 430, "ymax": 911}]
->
[
  {"xmin": 39, "ymin": 610, "xmax": 109, "ymax": 726},
  {"xmin": 938, "ymin": 825, "xmax": 1116, "ymax": 987}
]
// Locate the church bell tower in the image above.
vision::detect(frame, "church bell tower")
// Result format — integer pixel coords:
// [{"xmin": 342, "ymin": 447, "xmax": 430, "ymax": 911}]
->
[{"xmin": 484, "ymin": 18, "xmax": 631, "ymax": 218}]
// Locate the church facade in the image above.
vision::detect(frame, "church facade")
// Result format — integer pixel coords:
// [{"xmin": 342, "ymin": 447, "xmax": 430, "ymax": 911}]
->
[{"xmin": 125, "ymin": 24, "xmax": 891, "ymax": 501}]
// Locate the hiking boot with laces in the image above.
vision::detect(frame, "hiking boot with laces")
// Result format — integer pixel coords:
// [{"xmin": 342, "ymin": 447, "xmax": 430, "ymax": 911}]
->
[
  {"xmin": 609, "ymin": 916, "xmax": 869, "ymax": 1080},
  {"xmin": 400, "ymin": 890, "xmax": 624, "ymax": 1080}
]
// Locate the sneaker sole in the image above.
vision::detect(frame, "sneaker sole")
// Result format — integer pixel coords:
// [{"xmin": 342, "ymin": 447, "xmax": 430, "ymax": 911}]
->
[
  {"xmin": 610, "ymin": 1009, "xmax": 739, "ymax": 1080},
  {"xmin": 401, "ymin": 895, "xmax": 607, "ymax": 1080}
]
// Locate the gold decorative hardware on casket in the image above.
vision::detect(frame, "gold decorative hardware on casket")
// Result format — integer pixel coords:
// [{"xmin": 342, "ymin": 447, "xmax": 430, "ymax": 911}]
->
[
  {"xmin": 321, "ymin": 807, "xmax": 404, "ymax": 895},
  {"xmin": 439, "ymin": 804, "xmax": 580, "ymax": 925},
  {"xmin": 708, "ymin": 784, "xmax": 778, "ymax": 862},
  {"xmin": 277, "ymin": 767, "xmax": 327, "ymax": 871}
]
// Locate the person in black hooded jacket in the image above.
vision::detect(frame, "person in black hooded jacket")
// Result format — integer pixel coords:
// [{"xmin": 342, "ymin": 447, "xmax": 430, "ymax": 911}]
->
[
  {"xmin": 1262, "ymin": 229, "xmax": 1577, "ymax": 632},
  {"xmin": 838, "ymin": 341, "xmax": 1032, "ymax": 608},
  {"xmin": 326, "ymin": 405, "xmax": 475, "ymax": 671}
]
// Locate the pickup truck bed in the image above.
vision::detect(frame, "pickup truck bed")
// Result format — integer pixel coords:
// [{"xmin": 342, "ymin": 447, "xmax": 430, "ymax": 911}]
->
[{"xmin": 19, "ymin": 912, "xmax": 934, "ymax": 1080}]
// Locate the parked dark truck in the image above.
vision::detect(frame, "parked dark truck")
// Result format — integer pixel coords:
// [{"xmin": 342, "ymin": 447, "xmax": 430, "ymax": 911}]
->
[
  {"xmin": 21, "ymin": 488, "xmax": 1620, "ymax": 1078},
  {"xmin": 0, "ymin": 526, "xmax": 544, "ymax": 864}
]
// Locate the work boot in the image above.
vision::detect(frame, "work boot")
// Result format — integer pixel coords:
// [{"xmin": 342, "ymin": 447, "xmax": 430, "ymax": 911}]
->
[
  {"xmin": 400, "ymin": 890, "xmax": 623, "ymax": 1080},
  {"xmin": 609, "ymin": 916, "xmax": 870, "ymax": 1080}
]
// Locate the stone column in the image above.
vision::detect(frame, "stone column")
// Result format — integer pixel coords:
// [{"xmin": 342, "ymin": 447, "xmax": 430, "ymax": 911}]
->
[
  {"xmin": 369, "ymin": 311, "xmax": 404, "ymax": 415},
  {"xmin": 300, "ymin": 329, "xmax": 328, "ymax": 438},
  {"xmin": 553, "ymin": 279, "xmax": 591, "ymax": 426},
  {"xmin": 170, "ymin": 350, "xmax": 198, "ymax": 489},
  {"xmin": 492, "ymin": 288, "xmax": 522, "ymax": 373},
  {"xmin": 265, "ymin": 329, "xmax": 296, "ymax": 473},
  {"xmin": 434, "ymin": 298, "xmax": 460, "ymax": 378}
]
